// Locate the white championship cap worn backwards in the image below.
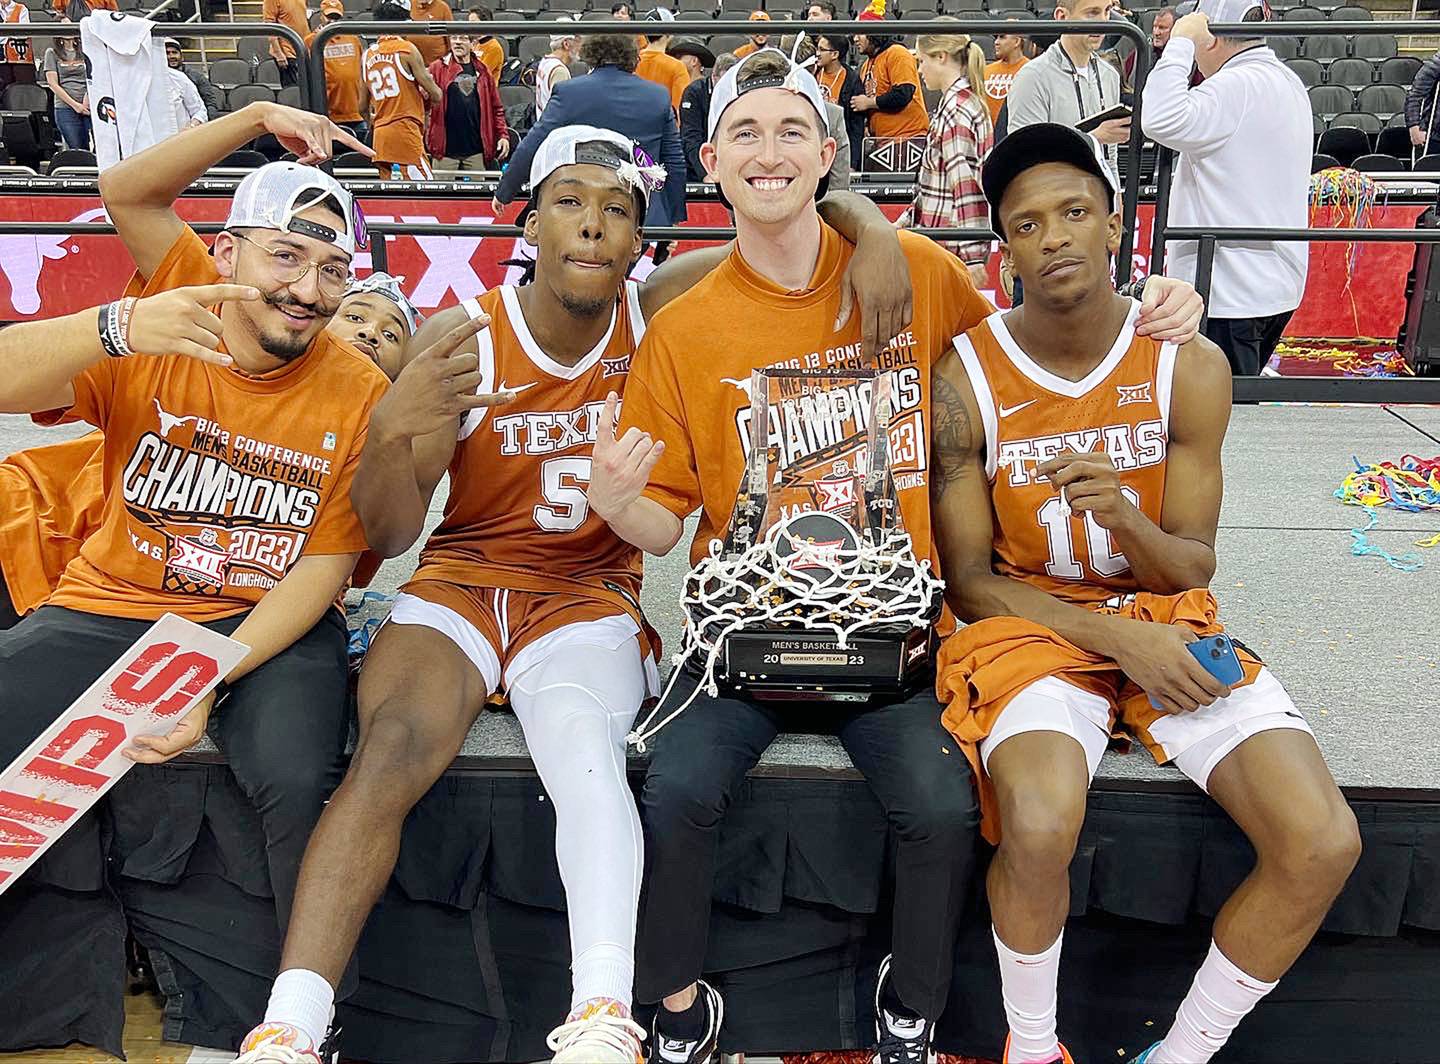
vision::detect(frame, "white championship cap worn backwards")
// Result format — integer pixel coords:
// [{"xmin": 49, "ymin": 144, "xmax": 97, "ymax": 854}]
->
[
  {"xmin": 226, "ymin": 162, "xmax": 364, "ymax": 258},
  {"xmin": 527, "ymin": 124, "xmax": 668, "ymax": 205},
  {"xmin": 344, "ymin": 272, "xmax": 423, "ymax": 335},
  {"xmin": 706, "ymin": 46, "xmax": 828, "ymax": 141}
]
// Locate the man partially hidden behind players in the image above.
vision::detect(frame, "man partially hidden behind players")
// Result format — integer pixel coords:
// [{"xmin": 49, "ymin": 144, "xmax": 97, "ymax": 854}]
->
[
  {"xmin": 364, "ymin": 0, "xmax": 443, "ymax": 180},
  {"xmin": 928, "ymin": 123, "xmax": 1360, "ymax": 1064},
  {"xmin": 0, "ymin": 103, "xmax": 387, "ymax": 943}
]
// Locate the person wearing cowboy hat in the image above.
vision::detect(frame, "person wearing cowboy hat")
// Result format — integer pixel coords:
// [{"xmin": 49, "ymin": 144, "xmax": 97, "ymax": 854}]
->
[{"xmin": 668, "ymin": 35, "xmax": 714, "ymax": 84}]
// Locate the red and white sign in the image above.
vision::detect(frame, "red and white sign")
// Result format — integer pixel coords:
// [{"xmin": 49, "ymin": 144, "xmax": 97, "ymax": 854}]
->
[
  {"xmin": 0, "ymin": 614, "xmax": 248, "ymax": 896},
  {"xmin": 0, "ymin": 194, "xmax": 1422, "ymax": 340}
]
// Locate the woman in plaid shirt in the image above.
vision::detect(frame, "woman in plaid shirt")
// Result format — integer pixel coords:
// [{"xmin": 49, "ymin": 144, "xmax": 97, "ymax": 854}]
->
[{"xmin": 898, "ymin": 28, "xmax": 994, "ymax": 287}]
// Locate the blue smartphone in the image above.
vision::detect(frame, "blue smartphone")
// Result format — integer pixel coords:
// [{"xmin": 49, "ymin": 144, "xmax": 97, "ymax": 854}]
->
[{"xmin": 1149, "ymin": 634, "xmax": 1243, "ymax": 708}]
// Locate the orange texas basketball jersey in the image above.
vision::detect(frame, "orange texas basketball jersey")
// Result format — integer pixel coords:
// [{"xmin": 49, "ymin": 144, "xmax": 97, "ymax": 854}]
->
[
  {"xmin": 954, "ymin": 301, "xmax": 1175, "ymax": 607},
  {"xmin": 415, "ymin": 282, "xmax": 647, "ymax": 609},
  {"xmin": 364, "ymin": 37, "xmax": 426, "ymax": 130}
]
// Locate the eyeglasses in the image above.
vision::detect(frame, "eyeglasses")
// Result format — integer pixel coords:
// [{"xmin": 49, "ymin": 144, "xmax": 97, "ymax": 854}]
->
[{"xmin": 232, "ymin": 231, "xmax": 350, "ymax": 298}]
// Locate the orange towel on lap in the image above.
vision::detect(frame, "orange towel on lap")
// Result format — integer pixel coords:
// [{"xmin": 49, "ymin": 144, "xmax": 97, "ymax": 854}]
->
[{"xmin": 936, "ymin": 588, "xmax": 1263, "ymax": 843}]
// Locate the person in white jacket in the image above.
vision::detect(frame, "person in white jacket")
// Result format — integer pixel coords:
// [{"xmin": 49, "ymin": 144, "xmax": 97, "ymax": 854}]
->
[
  {"xmin": 165, "ymin": 42, "xmax": 208, "ymax": 131},
  {"xmin": 1140, "ymin": 0, "xmax": 1310, "ymax": 375}
]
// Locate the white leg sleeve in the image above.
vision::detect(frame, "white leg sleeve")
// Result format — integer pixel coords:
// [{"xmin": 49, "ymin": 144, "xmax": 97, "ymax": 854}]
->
[{"xmin": 508, "ymin": 631, "xmax": 647, "ymax": 1012}]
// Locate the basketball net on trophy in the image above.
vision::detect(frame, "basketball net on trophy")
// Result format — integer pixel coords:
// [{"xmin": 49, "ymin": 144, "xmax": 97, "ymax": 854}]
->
[{"xmin": 628, "ymin": 368, "xmax": 943, "ymax": 752}]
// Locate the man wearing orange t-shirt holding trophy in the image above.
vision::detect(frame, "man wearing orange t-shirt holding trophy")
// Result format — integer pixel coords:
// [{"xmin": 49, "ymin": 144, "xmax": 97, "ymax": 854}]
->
[
  {"xmin": 0, "ymin": 103, "xmax": 399, "ymax": 941},
  {"xmin": 590, "ymin": 48, "xmax": 1210, "ymax": 1064}
]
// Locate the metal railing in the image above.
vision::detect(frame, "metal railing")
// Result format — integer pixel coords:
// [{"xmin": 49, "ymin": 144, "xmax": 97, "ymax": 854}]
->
[
  {"xmin": 307, "ymin": 15, "xmax": 1154, "ymax": 278},
  {"xmin": 0, "ymin": 21, "xmax": 312, "ymax": 108},
  {"xmin": 1146, "ymin": 19, "xmax": 1440, "ymax": 399}
]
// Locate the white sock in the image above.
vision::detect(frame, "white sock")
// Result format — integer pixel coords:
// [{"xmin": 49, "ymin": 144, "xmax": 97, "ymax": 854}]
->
[
  {"xmin": 570, "ymin": 941, "xmax": 634, "ymax": 1013},
  {"xmin": 263, "ymin": 968, "xmax": 335, "ymax": 1049},
  {"xmin": 1150, "ymin": 940, "xmax": 1278, "ymax": 1064},
  {"xmin": 993, "ymin": 927, "xmax": 1063, "ymax": 1063}
]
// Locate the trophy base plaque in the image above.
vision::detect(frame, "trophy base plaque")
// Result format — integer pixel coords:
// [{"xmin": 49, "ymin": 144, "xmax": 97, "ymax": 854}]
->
[{"xmin": 722, "ymin": 624, "xmax": 936, "ymax": 701}]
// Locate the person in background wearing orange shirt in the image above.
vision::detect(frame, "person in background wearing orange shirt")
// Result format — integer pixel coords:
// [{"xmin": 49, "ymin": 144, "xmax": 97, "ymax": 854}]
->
[
  {"xmin": 0, "ymin": 0, "xmax": 35, "ymax": 92},
  {"xmin": 0, "ymin": 99, "xmax": 377, "ymax": 961},
  {"xmin": 365, "ymin": 0, "xmax": 443, "ymax": 179},
  {"xmin": 852, "ymin": 0, "xmax": 930, "ymax": 142},
  {"xmin": 468, "ymin": 6, "xmax": 506, "ymax": 83},
  {"xmin": 983, "ymin": 25, "xmax": 1029, "ymax": 127},
  {"xmin": 408, "ymin": 0, "xmax": 452, "ymax": 67},
  {"xmin": 50, "ymin": 0, "xmax": 114, "ymax": 16},
  {"xmin": 308, "ymin": 0, "xmax": 370, "ymax": 144},
  {"xmin": 262, "ymin": 0, "xmax": 309, "ymax": 87},
  {"xmin": 635, "ymin": 7, "xmax": 690, "ymax": 113},
  {"xmin": 731, "ymin": 9, "xmax": 770, "ymax": 59}
]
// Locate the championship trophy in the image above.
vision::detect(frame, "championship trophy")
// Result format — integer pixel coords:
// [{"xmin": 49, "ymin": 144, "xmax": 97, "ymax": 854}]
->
[{"xmin": 629, "ymin": 368, "xmax": 943, "ymax": 751}]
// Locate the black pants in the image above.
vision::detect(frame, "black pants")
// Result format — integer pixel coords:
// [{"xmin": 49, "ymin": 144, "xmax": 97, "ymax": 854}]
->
[
  {"xmin": 279, "ymin": 59, "xmax": 299, "ymax": 88},
  {"xmin": 635, "ymin": 669, "xmax": 979, "ymax": 1021},
  {"xmin": 0, "ymin": 568, "xmax": 20, "ymax": 633},
  {"xmin": 1203, "ymin": 310, "xmax": 1293, "ymax": 376},
  {"xmin": 0, "ymin": 605, "xmax": 350, "ymax": 932}
]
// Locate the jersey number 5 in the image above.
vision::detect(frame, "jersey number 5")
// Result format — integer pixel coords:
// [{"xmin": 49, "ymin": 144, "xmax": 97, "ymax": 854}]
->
[
  {"xmin": 1037, "ymin": 486, "xmax": 1138, "ymax": 581},
  {"xmin": 534, "ymin": 457, "xmax": 591, "ymax": 532}
]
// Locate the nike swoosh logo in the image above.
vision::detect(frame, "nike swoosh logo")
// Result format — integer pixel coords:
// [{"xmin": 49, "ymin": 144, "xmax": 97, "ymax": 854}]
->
[
  {"xmin": 496, "ymin": 380, "xmax": 537, "ymax": 395},
  {"xmin": 998, "ymin": 399, "xmax": 1037, "ymax": 418}
]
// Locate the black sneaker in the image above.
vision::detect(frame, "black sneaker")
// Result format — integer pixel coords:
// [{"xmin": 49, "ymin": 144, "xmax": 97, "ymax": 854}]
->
[
  {"xmin": 872, "ymin": 955, "xmax": 936, "ymax": 1064},
  {"xmin": 648, "ymin": 980, "xmax": 723, "ymax": 1064}
]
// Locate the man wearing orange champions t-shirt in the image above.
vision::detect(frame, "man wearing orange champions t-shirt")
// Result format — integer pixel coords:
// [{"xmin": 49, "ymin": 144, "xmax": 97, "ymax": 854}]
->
[
  {"xmin": 308, "ymin": 0, "xmax": 370, "ymax": 143},
  {"xmin": 929, "ymin": 124, "xmax": 1358, "ymax": 1064},
  {"xmin": 0, "ymin": 103, "xmax": 380, "ymax": 942},
  {"xmin": 364, "ymin": 3, "xmax": 443, "ymax": 180},
  {"xmin": 0, "ymin": 272, "xmax": 422, "ymax": 630},
  {"xmin": 590, "ymin": 49, "xmax": 1208, "ymax": 1064}
]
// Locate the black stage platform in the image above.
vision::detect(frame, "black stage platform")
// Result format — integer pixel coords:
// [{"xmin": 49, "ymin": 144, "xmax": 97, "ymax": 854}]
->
[{"xmin": 1, "ymin": 405, "xmax": 1437, "ymax": 1062}]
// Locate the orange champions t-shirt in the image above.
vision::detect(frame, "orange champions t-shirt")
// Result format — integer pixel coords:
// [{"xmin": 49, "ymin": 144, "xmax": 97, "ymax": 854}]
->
[
  {"xmin": 861, "ymin": 44, "xmax": 929, "ymax": 141},
  {"xmin": 0, "ymin": 432, "xmax": 104, "ymax": 616},
  {"xmin": 414, "ymin": 282, "xmax": 647, "ymax": 617},
  {"xmin": 34, "ymin": 226, "xmax": 390, "ymax": 622},
  {"xmin": 619, "ymin": 222, "xmax": 993, "ymax": 579},
  {"xmin": 307, "ymin": 30, "xmax": 365, "ymax": 124},
  {"xmin": 635, "ymin": 48, "xmax": 690, "ymax": 114},
  {"xmin": 982, "ymin": 56, "xmax": 1027, "ymax": 127},
  {"xmin": 407, "ymin": 0, "xmax": 452, "ymax": 67}
]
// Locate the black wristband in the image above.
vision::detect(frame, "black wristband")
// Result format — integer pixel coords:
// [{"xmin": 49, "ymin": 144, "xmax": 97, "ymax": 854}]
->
[
  {"xmin": 97, "ymin": 303, "xmax": 125, "ymax": 357},
  {"xmin": 1118, "ymin": 276, "xmax": 1149, "ymax": 300}
]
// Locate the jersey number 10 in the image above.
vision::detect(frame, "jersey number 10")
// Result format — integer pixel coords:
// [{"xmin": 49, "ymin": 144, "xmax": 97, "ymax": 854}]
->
[{"xmin": 1037, "ymin": 486, "xmax": 1138, "ymax": 581}]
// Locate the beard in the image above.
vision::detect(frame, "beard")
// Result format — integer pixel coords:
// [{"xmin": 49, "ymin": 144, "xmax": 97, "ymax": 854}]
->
[
  {"xmin": 558, "ymin": 291, "xmax": 612, "ymax": 318},
  {"xmin": 251, "ymin": 291, "xmax": 327, "ymax": 362}
]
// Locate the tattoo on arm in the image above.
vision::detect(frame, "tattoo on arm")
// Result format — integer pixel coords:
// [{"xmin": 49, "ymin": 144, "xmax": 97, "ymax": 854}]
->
[{"xmin": 930, "ymin": 369, "xmax": 973, "ymax": 494}]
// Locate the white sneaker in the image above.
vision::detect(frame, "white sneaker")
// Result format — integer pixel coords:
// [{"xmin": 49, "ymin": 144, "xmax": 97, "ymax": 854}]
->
[
  {"xmin": 235, "ymin": 1022, "xmax": 334, "ymax": 1064},
  {"xmin": 549, "ymin": 998, "xmax": 647, "ymax": 1063}
]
